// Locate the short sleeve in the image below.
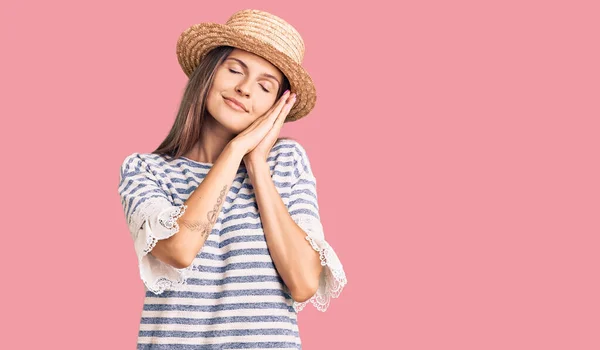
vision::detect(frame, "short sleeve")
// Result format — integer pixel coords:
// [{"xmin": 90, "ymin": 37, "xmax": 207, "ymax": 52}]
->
[
  {"xmin": 286, "ymin": 142, "xmax": 348, "ymax": 312},
  {"xmin": 118, "ymin": 153, "xmax": 193, "ymax": 295}
]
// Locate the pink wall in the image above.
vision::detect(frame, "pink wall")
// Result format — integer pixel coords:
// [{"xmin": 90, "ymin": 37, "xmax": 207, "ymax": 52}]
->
[{"xmin": 2, "ymin": 1, "xmax": 599, "ymax": 349}]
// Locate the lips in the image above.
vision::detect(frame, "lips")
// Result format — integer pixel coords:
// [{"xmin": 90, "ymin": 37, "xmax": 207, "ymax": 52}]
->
[{"xmin": 223, "ymin": 96, "xmax": 247, "ymax": 112}]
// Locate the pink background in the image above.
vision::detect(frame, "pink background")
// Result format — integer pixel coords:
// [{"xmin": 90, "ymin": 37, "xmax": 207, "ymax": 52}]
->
[{"xmin": 2, "ymin": 0, "xmax": 599, "ymax": 348}]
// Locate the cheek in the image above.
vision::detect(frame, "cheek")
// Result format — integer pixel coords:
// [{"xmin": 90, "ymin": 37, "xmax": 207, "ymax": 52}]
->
[
  {"xmin": 205, "ymin": 88, "xmax": 218, "ymax": 109},
  {"xmin": 208, "ymin": 72, "xmax": 231, "ymax": 96},
  {"xmin": 253, "ymin": 98, "xmax": 278, "ymax": 117}
]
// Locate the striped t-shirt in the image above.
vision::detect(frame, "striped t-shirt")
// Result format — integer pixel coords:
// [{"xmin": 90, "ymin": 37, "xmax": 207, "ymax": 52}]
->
[{"xmin": 118, "ymin": 138, "xmax": 347, "ymax": 349}]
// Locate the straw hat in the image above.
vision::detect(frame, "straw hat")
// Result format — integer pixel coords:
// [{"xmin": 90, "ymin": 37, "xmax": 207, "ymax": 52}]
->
[{"xmin": 176, "ymin": 9, "xmax": 317, "ymax": 122}]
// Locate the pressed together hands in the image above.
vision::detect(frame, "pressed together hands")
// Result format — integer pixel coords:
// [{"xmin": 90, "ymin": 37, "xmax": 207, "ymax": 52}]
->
[{"xmin": 230, "ymin": 90, "xmax": 297, "ymax": 166}]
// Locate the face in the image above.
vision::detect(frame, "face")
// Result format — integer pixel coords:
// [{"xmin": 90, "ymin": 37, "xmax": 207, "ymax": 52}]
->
[{"xmin": 205, "ymin": 48, "xmax": 285, "ymax": 134}]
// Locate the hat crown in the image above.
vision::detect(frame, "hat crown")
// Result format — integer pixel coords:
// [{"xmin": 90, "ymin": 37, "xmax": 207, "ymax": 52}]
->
[
  {"xmin": 176, "ymin": 9, "xmax": 317, "ymax": 121},
  {"xmin": 225, "ymin": 9, "xmax": 305, "ymax": 64}
]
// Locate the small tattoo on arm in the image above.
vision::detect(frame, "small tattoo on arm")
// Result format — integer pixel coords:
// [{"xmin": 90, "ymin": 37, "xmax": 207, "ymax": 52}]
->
[
  {"xmin": 180, "ymin": 219, "xmax": 212, "ymax": 238},
  {"xmin": 207, "ymin": 185, "xmax": 228, "ymax": 225},
  {"xmin": 181, "ymin": 185, "xmax": 229, "ymax": 239}
]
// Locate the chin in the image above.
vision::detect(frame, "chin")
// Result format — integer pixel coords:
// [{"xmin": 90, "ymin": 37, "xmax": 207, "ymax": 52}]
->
[{"xmin": 212, "ymin": 107, "xmax": 252, "ymax": 132}]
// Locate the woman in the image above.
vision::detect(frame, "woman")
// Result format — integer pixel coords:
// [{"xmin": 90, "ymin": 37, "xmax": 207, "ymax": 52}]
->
[{"xmin": 118, "ymin": 9, "xmax": 347, "ymax": 348}]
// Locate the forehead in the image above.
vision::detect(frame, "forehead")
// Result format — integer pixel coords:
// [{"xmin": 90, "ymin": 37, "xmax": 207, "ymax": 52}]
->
[{"xmin": 227, "ymin": 48, "xmax": 283, "ymax": 79}]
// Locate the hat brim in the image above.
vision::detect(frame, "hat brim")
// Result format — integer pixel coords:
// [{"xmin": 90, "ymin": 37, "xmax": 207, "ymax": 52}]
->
[{"xmin": 176, "ymin": 23, "xmax": 317, "ymax": 122}]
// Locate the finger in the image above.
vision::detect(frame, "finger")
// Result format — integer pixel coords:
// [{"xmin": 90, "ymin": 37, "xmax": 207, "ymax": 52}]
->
[
  {"xmin": 257, "ymin": 90, "xmax": 290, "ymax": 121},
  {"xmin": 267, "ymin": 94, "xmax": 295, "ymax": 137},
  {"xmin": 260, "ymin": 96, "xmax": 288, "ymax": 131},
  {"xmin": 275, "ymin": 90, "xmax": 292, "ymax": 108},
  {"xmin": 242, "ymin": 91, "xmax": 292, "ymax": 135},
  {"xmin": 241, "ymin": 94, "xmax": 287, "ymax": 134},
  {"xmin": 278, "ymin": 93, "xmax": 296, "ymax": 122},
  {"xmin": 268, "ymin": 90, "xmax": 292, "ymax": 121},
  {"xmin": 257, "ymin": 100, "xmax": 289, "ymax": 136}
]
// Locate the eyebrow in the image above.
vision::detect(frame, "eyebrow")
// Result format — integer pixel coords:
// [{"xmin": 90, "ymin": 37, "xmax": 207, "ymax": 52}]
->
[{"xmin": 226, "ymin": 57, "xmax": 281, "ymax": 87}]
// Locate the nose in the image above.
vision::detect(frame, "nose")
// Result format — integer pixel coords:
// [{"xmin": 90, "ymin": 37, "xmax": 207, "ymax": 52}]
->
[{"xmin": 235, "ymin": 79, "xmax": 251, "ymax": 97}]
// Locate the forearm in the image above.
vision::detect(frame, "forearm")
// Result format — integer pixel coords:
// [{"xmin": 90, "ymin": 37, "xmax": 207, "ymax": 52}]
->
[
  {"xmin": 168, "ymin": 144, "xmax": 245, "ymax": 266},
  {"xmin": 246, "ymin": 159, "xmax": 323, "ymax": 302}
]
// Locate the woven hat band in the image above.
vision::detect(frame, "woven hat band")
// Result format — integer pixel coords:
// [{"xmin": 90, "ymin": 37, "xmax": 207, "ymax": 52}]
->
[{"xmin": 225, "ymin": 10, "xmax": 305, "ymax": 64}]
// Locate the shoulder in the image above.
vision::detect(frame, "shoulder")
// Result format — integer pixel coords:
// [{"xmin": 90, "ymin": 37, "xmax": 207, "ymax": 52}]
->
[
  {"xmin": 271, "ymin": 138, "xmax": 313, "ymax": 176},
  {"xmin": 271, "ymin": 138, "xmax": 310, "ymax": 163},
  {"xmin": 120, "ymin": 152, "xmax": 141, "ymax": 172},
  {"xmin": 120, "ymin": 152, "xmax": 149, "ymax": 171},
  {"xmin": 120, "ymin": 152, "xmax": 169, "ymax": 177},
  {"xmin": 273, "ymin": 137, "xmax": 310, "ymax": 158}
]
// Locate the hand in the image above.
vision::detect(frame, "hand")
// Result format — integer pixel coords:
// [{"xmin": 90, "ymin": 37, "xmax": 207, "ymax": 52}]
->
[
  {"xmin": 229, "ymin": 90, "xmax": 297, "ymax": 161},
  {"xmin": 244, "ymin": 91, "xmax": 296, "ymax": 165}
]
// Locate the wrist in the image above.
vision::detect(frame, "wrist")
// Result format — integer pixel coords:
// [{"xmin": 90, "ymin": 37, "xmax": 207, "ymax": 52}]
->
[
  {"xmin": 225, "ymin": 141, "xmax": 246, "ymax": 162},
  {"xmin": 245, "ymin": 157, "xmax": 269, "ymax": 177}
]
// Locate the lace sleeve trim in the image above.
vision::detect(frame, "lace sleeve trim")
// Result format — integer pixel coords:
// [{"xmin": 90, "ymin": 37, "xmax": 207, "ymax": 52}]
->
[
  {"xmin": 291, "ymin": 216, "xmax": 348, "ymax": 312},
  {"xmin": 143, "ymin": 204, "xmax": 188, "ymax": 254},
  {"xmin": 141, "ymin": 262, "xmax": 194, "ymax": 295},
  {"xmin": 134, "ymin": 203, "xmax": 192, "ymax": 295}
]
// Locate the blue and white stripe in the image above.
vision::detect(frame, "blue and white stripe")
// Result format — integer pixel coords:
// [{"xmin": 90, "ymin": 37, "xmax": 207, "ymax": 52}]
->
[{"xmin": 118, "ymin": 139, "xmax": 345, "ymax": 349}]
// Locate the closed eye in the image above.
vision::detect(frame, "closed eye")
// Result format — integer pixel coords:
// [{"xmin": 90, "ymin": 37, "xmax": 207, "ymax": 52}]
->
[{"xmin": 229, "ymin": 69, "xmax": 270, "ymax": 93}]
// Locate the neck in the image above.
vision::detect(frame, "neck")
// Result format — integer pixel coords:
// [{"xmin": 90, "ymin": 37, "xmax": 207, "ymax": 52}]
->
[{"xmin": 185, "ymin": 115, "xmax": 235, "ymax": 164}]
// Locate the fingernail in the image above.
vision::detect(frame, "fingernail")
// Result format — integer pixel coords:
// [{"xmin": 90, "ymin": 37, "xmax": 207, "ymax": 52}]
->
[{"xmin": 284, "ymin": 90, "xmax": 290, "ymax": 96}]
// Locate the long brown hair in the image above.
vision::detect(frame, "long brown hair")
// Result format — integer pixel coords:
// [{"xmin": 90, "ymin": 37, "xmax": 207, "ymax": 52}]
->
[{"xmin": 153, "ymin": 46, "xmax": 292, "ymax": 158}]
